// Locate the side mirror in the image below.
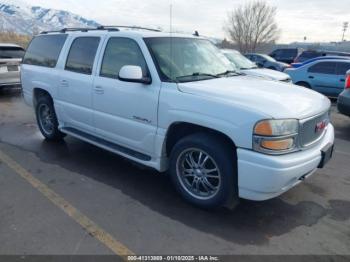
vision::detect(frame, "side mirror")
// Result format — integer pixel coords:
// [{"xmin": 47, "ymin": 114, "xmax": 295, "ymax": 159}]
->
[{"xmin": 118, "ymin": 65, "xmax": 151, "ymax": 84}]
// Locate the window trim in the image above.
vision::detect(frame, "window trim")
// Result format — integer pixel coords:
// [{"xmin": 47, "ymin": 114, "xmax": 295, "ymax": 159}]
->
[
  {"xmin": 99, "ymin": 36, "xmax": 150, "ymax": 80},
  {"xmin": 65, "ymin": 36, "xmax": 101, "ymax": 75}
]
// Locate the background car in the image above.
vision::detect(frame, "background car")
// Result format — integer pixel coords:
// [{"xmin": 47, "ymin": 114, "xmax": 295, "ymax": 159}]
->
[
  {"xmin": 245, "ymin": 53, "xmax": 290, "ymax": 71},
  {"xmin": 222, "ymin": 49, "xmax": 291, "ymax": 82},
  {"xmin": 291, "ymin": 56, "xmax": 350, "ymax": 68},
  {"xmin": 294, "ymin": 50, "xmax": 350, "ymax": 63},
  {"xmin": 0, "ymin": 43, "xmax": 25, "ymax": 89},
  {"xmin": 269, "ymin": 48, "xmax": 302, "ymax": 64},
  {"xmin": 285, "ymin": 59, "xmax": 350, "ymax": 97},
  {"xmin": 338, "ymin": 70, "xmax": 350, "ymax": 116}
]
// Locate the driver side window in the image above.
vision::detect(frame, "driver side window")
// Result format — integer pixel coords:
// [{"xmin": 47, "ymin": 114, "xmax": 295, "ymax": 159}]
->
[{"xmin": 100, "ymin": 37, "xmax": 149, "ymax": 79}]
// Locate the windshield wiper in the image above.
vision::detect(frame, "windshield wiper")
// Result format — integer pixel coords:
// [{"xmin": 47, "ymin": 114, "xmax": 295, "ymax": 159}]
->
[
  {"xmin": 216, "ymin": 70, "xmax": 242, "ymax": 77},
  {"xmin": 176, "ymin": 72, "xmax": 219, "ymax": 82}
]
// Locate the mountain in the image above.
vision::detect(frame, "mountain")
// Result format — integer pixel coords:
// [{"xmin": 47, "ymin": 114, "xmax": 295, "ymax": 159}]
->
[{"xmin": 0, "ymin": 0, "xmax": 100, "ymax": 35}]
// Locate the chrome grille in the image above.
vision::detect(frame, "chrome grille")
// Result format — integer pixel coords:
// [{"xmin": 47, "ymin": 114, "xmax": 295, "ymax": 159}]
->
[{"xmin": 300, "ymin": 111, "xmax": 329, "ymax": 147}]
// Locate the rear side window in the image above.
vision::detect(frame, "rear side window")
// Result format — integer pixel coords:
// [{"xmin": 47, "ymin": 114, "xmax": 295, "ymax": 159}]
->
[
  {"xmin": 300, "ymin": 51, "xmax": 319, "ymax": 59},
  {"xmin": 308, "ymin": 62, "xmax": 337, "ymax": 74},
  {"xmin": 0, "ymin": 46, "xmax": 25, "ymax": 59},
  {"xmin": 100, "ymin": 37, "xmax": 148, "ymax": 79},
  {"xmin": 23, "ymin": 34, "xmax": 67, "ymax": 67},
  {"xmin": 336, "ymin": 62, "xmax": 350, "ymax": 75},
  {"xmin": 65, "ymin": 37, "xmax": 100, "ymax": 75}
]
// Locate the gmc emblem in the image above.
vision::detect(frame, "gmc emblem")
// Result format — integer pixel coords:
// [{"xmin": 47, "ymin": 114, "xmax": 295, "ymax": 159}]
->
[{"xmin": 315, "ymin": 120, "xmax": 328, "ymax": 133}]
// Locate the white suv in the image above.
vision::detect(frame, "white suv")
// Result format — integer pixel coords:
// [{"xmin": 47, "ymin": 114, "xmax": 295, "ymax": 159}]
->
[{"xmin": 21, "ymin": 27, "xmax": 334, "ymax": 209}]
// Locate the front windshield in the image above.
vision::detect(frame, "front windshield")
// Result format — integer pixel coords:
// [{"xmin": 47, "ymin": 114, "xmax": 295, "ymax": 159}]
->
[
  {"xmin": 144, "ymin": 37, "xmax": 237, "ymax": 83},
  {"xmin": 223, "ymin": 51, "xmax": 257, "ymax": 70}
]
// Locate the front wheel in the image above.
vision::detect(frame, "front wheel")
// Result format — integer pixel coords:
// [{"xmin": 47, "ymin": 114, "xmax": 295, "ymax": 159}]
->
[
  {"xmin": 35, "ymin": 95, "xmax": 65, "ymax": 141},
  {"xmin": 169, "ymin": 133, "xmax": 238, "ymax": 209}
]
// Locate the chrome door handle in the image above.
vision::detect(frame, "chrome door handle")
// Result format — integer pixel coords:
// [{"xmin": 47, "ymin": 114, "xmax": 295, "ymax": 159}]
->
[
  {"xmin": 61, "ymin": 80, "xmax": 69, "ymax": 87},
  {"xmin": 94, "ymin": 86, "xmax": 104, "ymax": 94}
]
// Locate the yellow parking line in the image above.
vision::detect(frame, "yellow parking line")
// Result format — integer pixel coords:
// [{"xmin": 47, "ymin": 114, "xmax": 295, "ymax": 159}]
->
[{"xmin": 0, "ymin": 149, "xmax": 134, "ymax": 258}]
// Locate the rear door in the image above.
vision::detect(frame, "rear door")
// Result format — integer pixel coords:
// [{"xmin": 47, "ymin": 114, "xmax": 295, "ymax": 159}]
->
[
  {"xmin": 307, "ymin": 61, "xmax": 338, "ymax": 96},
  {"xmin": 0, "ymin": 46, "xmax": 25, "ymax": 85},
  {"xmin": 57, "ymin": 36, "xmax": 101, "ymax": 133}
]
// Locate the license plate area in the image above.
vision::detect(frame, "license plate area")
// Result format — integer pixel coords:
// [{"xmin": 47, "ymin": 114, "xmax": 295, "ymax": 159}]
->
[{"xmin": 318, "ymin": 143, "xmax": 334, "ymax": 168}]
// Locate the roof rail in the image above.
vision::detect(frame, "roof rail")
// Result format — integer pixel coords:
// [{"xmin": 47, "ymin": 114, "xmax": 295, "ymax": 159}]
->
[
  {"xmin": 40, "ymin": 27, "xmax": 103, "ymax": 34},
  {"xmin": 97, "ymin": 25, "xmax": 161, "ymax": 32},
  {"xmin": 40, "ymin": 25, "xmax": 161, "ymax": 35}
]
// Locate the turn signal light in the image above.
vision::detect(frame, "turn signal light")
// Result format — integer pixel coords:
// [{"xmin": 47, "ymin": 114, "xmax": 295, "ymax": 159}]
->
[{"xmin": 261, "ymin": 139, "xmax": 294, "ymax": 151}]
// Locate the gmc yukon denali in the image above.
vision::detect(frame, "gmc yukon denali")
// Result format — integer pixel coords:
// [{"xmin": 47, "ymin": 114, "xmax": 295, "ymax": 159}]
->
[{"xmin": 21, "ymin": 27, "xmax": 334, "ymax": 209}]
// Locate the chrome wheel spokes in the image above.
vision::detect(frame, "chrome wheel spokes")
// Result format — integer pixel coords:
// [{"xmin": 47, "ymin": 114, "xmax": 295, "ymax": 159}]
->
[{"xmin": 176, "ymin": 148, "xmax": 221, "ymax": 200}]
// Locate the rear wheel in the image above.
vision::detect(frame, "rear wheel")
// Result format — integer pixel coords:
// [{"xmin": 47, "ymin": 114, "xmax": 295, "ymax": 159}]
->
[
  {"xmin": 169, "ymin": 133, "xmax": 238, "ymax": 209},
  {"xmin": 35, "ymin": 95, "xmax": 65, "ymax": 141}
]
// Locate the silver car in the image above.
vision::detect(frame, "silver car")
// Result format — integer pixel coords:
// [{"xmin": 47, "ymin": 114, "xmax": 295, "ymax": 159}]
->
[{"xmin": 0, "ymin": 43, "xmax": 25, "ymax": 88}]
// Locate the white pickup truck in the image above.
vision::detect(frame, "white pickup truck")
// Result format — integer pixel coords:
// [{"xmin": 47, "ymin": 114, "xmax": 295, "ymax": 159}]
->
[{"xmin": 21, "ymin": 27, "xmax": 334, "ymax": 209}]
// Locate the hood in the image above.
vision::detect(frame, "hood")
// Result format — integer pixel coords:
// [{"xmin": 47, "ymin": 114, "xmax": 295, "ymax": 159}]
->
[
  {"xmin": 177, "ymin": 76, "xmax": 330, "ymax": 119},
  {"xmin": 242, "ymin": 68, "xmax": 290, "ymax": 81}
]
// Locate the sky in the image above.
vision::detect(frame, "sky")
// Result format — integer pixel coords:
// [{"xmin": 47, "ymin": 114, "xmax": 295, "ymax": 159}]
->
[{"xmin": 22, "ymin": 0, "xmax": 350, "ymax": 43}]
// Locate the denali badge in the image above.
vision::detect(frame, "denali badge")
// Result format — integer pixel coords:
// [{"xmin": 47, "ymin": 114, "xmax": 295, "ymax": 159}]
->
[{"xmin": 315, "ymin": 120, "xmax": 328, "ymax": 133}]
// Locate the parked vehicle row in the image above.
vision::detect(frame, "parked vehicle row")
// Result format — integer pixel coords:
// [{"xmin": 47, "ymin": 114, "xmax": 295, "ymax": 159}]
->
[
  {"xmin": 0, "ymin": 43, "xmax": 25, "ymax": 88},
  {"xmin": 221, "ymin": 49, "xmax": 291, "ymax": 82},
  {"xmin": 21, "ymin": 27, "xmax": 334, "ymax": 209},
  {"xmin": 285, "ymin": 59, "xmax": 350, "ymax": 97}
]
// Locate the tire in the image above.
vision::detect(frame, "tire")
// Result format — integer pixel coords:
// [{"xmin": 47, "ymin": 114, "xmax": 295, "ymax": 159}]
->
[
  {"xmin": 35, "ymin": 95, "xmax": 65, "ymax": 141},
  {"xmin": 296, "ymin": 82, "xmax": 311, "ymax": 88},
  {"xmin": 268, "ymin": 66, "xmax": 276, "ymax": 70},
  {"xmin": 169, "ymin": 133, "xmax": 238, "ymax": 209}
]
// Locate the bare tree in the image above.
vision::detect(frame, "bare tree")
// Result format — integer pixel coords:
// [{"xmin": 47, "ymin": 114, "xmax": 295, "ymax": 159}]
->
[{"xmin": 224, "ymin": 1, "xmax": 279, "ymax": 53}]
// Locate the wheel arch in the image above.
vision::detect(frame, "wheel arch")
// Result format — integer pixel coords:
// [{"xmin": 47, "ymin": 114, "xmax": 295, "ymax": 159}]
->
[
  {"xmin": 33, "ymin": 88, "xmax": 53, "ymax": 107},
  {"xmin": 164, "ymin": 122, "xmax": 237, "ymax": 158}
]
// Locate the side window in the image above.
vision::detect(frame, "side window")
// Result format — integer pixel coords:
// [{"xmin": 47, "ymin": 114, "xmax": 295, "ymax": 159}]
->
[
  {"xmin": 308, "ymin": 62, "xmax": 337, "ymax": 75},
  {"xmin": 23, "ymin": 34, "xmax": 67, "ymax": 68},
  {"xmin": 100, "ymin": 37, "xmax": 148, "ymax": 79},
  {"xmin": 336, "ymin": 62, "xmax": 350, "ymax": 75},
  {"xmin": 65, "ymin": 37, "xmax": 100, "ymax": 75}
]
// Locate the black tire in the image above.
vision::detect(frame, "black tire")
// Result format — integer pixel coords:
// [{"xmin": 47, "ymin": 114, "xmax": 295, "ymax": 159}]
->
[
  {"xmin": 35, "ymin": 95, "xmax": 65, "ymax": 141},
  {"xmin": 296, "ymin": 82, "xmax": 311, "ymax": 88},
  {"xmin": 268, "ymin": 66, "xmax": 276, "ymax": 70},
  {"xmin": 169, "ymin": 133, "xmax": 238, "ymax": 209}
]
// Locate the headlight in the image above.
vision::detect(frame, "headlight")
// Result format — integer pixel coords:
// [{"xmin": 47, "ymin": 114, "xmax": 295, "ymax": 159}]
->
[{"xmin": 253, "ymin": 119, "xmax": 299, "ymax": 154}]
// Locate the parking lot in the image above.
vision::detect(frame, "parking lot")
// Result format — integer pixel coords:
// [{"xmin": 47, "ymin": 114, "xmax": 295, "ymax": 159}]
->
[{"xmin": 0, "ymin": 88, "xmax": 349, "ymax": 256}]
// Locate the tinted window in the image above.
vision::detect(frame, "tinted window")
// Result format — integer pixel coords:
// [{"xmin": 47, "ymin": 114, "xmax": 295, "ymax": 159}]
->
[
  {"xmin": 100, "ymin": 38, "xmax": 148, "ymax": 79},
  {"xmin": 336, "ymin": 62, "xmax": 350, "ymax": 75},
  {"xmin": 308, "ymin": 62, "xmax": 337, "ymax": 74},
  {"xmin": 23, "ymin": 34, "xmax": 67, "ymax": 67},
  {"xmin": 0, "ymin": 46, "xmax": 25, "ymax": 59},
  {"xmin": 65, "ymin": 37, "xmax": 100, "ymax": 75},
  {"xmin": 300, "ymin": 51, "xmax": 320, "ymax": 59}
]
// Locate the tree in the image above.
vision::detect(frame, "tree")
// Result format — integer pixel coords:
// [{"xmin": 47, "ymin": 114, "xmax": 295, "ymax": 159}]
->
[{"xmin": 224, "ymin": 1, "xmax": 279, "ymax": 53}]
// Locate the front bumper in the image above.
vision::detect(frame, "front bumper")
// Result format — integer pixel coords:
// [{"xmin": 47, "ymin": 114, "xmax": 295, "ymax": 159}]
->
[
  {"xmin": 338, "ymin": 90, "xmax": 350, "ymax": 116},
  {"xmin": 237, "ymin": 124, "xmax": 335, "ymax": 201}
]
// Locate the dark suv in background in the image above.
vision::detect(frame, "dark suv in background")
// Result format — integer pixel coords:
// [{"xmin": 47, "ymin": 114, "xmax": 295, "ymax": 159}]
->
[
  {"xmin": 269, "ymin": 48, "xmax": 302, "ymax": 64},
  {"xmin": 295, "ymin": 50, "xmax": 350, "ymax": 63},
  {"xmin": 338, "ymin": 70, "xmax": 350, "ymax": 117}
]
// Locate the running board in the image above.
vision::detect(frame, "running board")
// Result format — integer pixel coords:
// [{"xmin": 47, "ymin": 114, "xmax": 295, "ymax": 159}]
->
[{"xmin": 61, "ymin": 127, "xmax": 152, "ymax": 161}]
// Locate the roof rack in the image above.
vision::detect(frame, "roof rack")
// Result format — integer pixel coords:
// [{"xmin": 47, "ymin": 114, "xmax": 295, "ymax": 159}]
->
[
  {"xmin": 40, "ymin": 25, "xmax": 161, "ymax": 34},
  {"xmin": 97, "ymin": 25, "xmax": 161, "ymax": 32}
]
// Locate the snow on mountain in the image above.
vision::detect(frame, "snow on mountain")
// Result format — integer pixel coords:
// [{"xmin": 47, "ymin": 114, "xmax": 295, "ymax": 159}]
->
[{"xmin": 0, "ymin": 0, "xmax": 100, "ymax": 35}]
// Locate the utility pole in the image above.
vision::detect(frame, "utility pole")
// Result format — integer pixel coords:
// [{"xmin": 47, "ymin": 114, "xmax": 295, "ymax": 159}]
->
[{"xmin": 342, "ymin": 22, "xmax": 348, "ymax": 42}]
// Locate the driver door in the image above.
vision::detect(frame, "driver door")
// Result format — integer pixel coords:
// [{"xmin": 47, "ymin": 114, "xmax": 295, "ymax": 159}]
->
[{"xmin": 92, "ymin": 37, "xmax": 160, "ymax": 156}]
